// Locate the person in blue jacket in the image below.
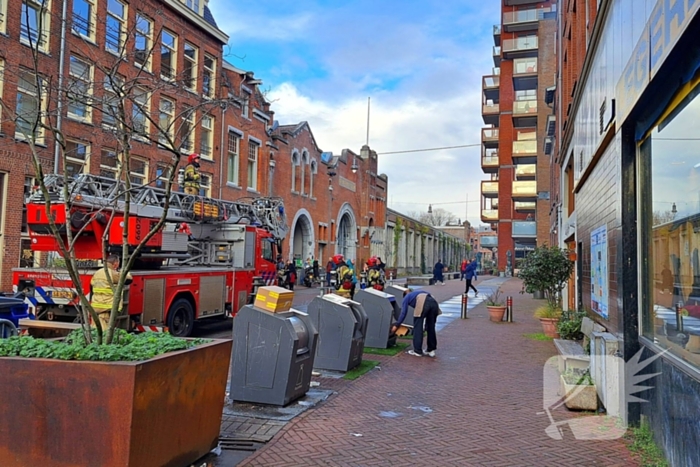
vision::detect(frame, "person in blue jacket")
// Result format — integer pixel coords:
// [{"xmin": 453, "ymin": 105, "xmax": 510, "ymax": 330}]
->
[
  {"xmin": 464, "ymin": 259, "xmax": 478, "ymax": 296},
  {"xmin": 391, "ymin": 289, "xmax": 441, "ymax": 357},
  {"xmin": 433, "ymin": 259, "xmax": 445, "ymax": 285}
]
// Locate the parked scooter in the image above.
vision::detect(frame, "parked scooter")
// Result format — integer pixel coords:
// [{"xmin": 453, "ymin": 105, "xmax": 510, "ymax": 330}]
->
[{"xmin": 303, "ymin": 266, "xmax": 320, "ymax": 288}]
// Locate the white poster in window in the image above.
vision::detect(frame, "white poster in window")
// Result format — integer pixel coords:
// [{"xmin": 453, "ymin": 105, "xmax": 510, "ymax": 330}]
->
[{"xmin": 591, "ymin": 225, "xmax": 608, "ymax": 319}]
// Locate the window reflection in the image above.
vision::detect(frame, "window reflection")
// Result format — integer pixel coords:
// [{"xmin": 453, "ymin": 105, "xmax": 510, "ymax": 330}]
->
[{"xmin": 650, "ymin": 90, "xmax": 700, "ymax": 365}]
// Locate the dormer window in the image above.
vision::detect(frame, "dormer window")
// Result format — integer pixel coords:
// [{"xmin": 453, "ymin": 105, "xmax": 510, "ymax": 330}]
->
[{"xmin": 181, "ymin": 0, "xmax": 202, "ymax": 15}]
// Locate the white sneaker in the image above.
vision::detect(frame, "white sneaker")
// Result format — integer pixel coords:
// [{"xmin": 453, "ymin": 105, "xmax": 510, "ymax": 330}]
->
[
  {"xmin": 426, "ymin": 350, "xmax": 436, "ymax": 358},
  {"xmin": 407, "ymin": 350, "xmax": 423, "ymax": 357}
]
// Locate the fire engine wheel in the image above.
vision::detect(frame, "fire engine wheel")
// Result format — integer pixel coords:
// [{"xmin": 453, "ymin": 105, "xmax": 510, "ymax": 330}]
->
[{"xmin": 167, "ymin": 299, "xmax": 194, "ymax": 337}]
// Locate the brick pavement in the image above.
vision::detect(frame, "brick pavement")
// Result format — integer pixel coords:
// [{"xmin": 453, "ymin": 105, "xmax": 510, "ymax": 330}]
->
[{"xmin": 239, "ymin": 276, "xmax": 639, "ymax": 467}]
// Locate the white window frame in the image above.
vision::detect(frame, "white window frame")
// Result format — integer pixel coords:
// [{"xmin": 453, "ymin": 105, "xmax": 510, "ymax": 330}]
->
[
  {"xmin": 127, "ymin": 156, "xmax": 148, "ymax": 186},
  {"xmin": 15, "ymin": 69, "xmax": 46, "ymax": 142},
  {"xmin": 0, "ymin": 0, "xmax": 8, "ymax": 35},
  {"xmin": 102, "ymin": 74, "xmax": 122, "ymax": 128},
  {"xmin": 160, "ymin": 29, "xmax": 177, "ymax": 80},
  {"xmin": 200, "ymin": 114, "xmax": 213, "ymax": 159},
  {"xmin": 155, "ymin": 163, "xmax": 171, "ymax": 189},
  {"xmin": 199, "ymin": 173, "xmax": 212, "ymax": 197},
  {"xmin": 247, "ymin": 138, "xmax": 259, "ymax": 191},
  {"xmin": 183, "ymin": 43, "xmax": 198, "ymax": 91},
  {"xmin": 72, "ymin": 0, "xmax": 96, "ymax": 42},
  {"xmin": 183, "ymin": 0, "xmax": 202, "ymax": 15},
  {"xmin": 67, "ymin": 55, "xmax": 93, "ymax": 123},
  {"xmin": 227, "ymin": 129, "xmax": 241, "ymax": 185},
  {"xmin": 64, "ymin": 139, "xmax": 90, "ymax": 178},
  {"xmin": 179, "ymin": 106, "xmax": 195, "ymax": 153},
  {"xmin": 132, "ymin": 87, "xmax": 150, "ymax": 140},
  {"xmin": 0, "ymin": 59, "xmax": 4, "ymax": 128},
  {"xmin": 134, "ymin": 14, "xmax": 153, "ymax": 71},
  {"xmin": 202, "ymin": 54, "xmax": 215, "ymax": 99},
  {"xmin": 105, "ymin": 0, "xmax": 127, "ymax": 55},
  {"xmin": 21, "ymin": 0, "xmax": 51, "ymax": 52},
  {"xmin": 158, "ymin": 96, "xmax": 175, "ymax": 146},
  {"xmin": 99, "ymin": 148, "xmax": 119, "ymax": 179},
  {"xmin": 242, "ymin": 89, "xmax": 251, "ymax": 118}
]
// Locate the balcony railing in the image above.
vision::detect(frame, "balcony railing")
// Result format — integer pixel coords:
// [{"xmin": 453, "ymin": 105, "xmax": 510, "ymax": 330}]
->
[
  {"xmin": 482, "ymin": 181, "xmax": 499, "ymax": 196},
  {"xmin": 513, "ymin": 57, "xmax": 537, "ymax": 75},
  {"xmin": 493, "ymin": 67, "xmax": 501, "ymax": 75},
  {"xmin": 512, "ymin": 180, "xmax": 537, "ymax": 197},
  {"xmin": 483, "ymin": 75, "xmax": 500, "ymax": 89},
  {"xmin": 502, "ymin": 36, "xmax": 538, "ymax": 53},
  {"xmin": 512, "ymin": 221, "xmax": 537, "ymax": 237},
  {"xmin": 480, "ymin": 236, "xmax": 498, "ymax": 247},
  {"xmin": 482, "ymin": 153, "xmax": 499, "ymax": 169},
  {"xmin": 493, "ymin": 45, "xmax": 501, "ymax": 56},
  {"xmin": 514, "ymin": 201, "xmax": 536, "ymax": 211},
  {"xmin": 493, "ymin": 24, "xmax": 501, "ymax": 36},
  {"xmin": 515, "ymin": 164, "xmax": 536, "ymax": 178},
  {"xmin": 503, "ymin": 9, "xmax": 540, "ymax": 25},
  {"xmin": 513, "ymin": 100, "xmax": 537, "ymax": 115},
  {"xmin": 482, "ymin": 102, "xmax": 500, "ymax": 115},
  {"xmin": 481, "ymin": 209, "xmax": 499, "ymax": 222},
  {"xmin": 482, "ymin": 127, "xmax": 499, "ymax": 141},
  {"xmin": 512, "ymin": 140, "xmax": 537, "ymax": 155}
]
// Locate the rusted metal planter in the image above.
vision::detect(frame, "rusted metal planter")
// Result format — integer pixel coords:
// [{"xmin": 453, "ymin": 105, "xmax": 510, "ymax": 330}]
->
[{"xmin": 0, "ymin": 338, "xmax": 232, "ymax": 467}]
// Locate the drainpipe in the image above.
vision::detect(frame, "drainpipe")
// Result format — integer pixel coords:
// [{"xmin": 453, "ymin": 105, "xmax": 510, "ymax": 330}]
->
[
  {"xmin": 218, "ymin": 101, "xmax": 226, "ymax": 199},
  {"xmin": 53, "ymin": 0, "xmax": 69, "ymax": 174}
]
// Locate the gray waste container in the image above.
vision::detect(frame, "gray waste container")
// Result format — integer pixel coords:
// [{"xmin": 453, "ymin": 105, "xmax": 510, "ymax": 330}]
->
[
  {"xmin": 384, "ymin": 284, "xmax": 412, "ymax": 322},
  {"xmin": 307, "ymin": 294, "xmax": 368, "ymax": 372},
  {"xmin": 354, "ymin": 288, "xmax": 399, "ymax": 348},
  {"xmin": 231, "ymin": 304, "xmax": 318, "ymax": 406}
]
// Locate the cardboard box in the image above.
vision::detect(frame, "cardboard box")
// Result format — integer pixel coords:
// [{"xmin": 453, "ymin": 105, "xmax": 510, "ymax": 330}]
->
[{"xmin": 254, "ymin": 286, "xmax": 295, "ymax": 313}]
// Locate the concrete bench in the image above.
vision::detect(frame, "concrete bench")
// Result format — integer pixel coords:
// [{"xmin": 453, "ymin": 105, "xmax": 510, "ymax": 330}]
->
[
  {"xmin": 406, "ymin": 276, "xmax": 434, "ymax": 286},
  {"xmin": 553, "ymin": 339, "xmax": 590, "ymax": 373}
]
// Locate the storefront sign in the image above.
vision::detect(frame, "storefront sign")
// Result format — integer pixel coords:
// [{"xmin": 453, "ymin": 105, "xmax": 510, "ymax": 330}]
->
[
  {"xmin": 591, "ymin": 225, "xmax": 609, "ymax": 319},
  {"xmin": 339, "ymin": 177, "xmax": 356, "ymax": 192}
]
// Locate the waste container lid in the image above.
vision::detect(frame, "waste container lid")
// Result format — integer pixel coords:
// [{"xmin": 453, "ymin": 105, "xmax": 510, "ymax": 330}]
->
[{"xmin": 0, "ymin": 297, "xmax": 24, "ymax": 309}]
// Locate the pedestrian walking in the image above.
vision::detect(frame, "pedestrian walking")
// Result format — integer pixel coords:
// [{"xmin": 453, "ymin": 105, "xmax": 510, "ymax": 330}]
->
[
  {"xmin": 325, "ymin": 257, "xmax": 335, "ymax": 287},
  {"xmin": 183, "ymin": 153, "xmax": 201, "ymax": 195},
  {"xmin": 460, "ymin": 258, "xmax": 468, "ymax": 281},
  {"xmin": 465, "ymin": 259, "xmax": 478, "ymax": 296},
  {"xmin": 90, "ymin": 254, "xmax": 132, "ymax": 330},
  {"xmin": 433, "ymin": 259, "xmax": 445, "ymax": 285},
  {"xmin": 286, "ymin": 260, "xmax": 297, "ymax": 291},
  {"xmin": 391, "ymin": 289, "xmax": 441, "ymax": 357}
]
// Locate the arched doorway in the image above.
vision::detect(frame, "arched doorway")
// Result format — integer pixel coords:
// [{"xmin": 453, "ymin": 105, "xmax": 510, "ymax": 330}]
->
[
  {"xmin": 290, "ymin": 209, "xmax": 314, "ymax": 264},
  {"xmin": 336, "ymin": 204, "xmax": 357, "ymax": 261}
]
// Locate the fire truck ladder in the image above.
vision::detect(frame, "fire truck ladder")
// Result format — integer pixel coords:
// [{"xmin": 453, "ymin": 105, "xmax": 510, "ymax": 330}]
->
[{"xmin": 30, "ymin": 174, "xmax": 289, "ymax": 239}]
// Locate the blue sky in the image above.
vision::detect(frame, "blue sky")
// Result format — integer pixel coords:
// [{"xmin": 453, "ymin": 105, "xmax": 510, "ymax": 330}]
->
[{"xmin": 209, "ymin": 0, "xmax": 501, "ymax": 226}]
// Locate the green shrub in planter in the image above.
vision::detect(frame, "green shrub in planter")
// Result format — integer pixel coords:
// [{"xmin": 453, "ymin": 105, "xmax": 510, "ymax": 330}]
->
[
  {"xmin": 557, "ymin": 309, "xmax": 587, "ymax": 341},
  {"xmin": 519, "ymin": 245, "xmax": 574, "ymax": 310}
]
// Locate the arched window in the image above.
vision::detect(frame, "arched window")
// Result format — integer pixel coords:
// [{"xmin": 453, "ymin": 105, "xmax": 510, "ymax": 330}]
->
[
  {"xmin": 310, "ymin": 159, "xmax": 317, "ymax": 198},
  {"xmin": 291, "ymin": 150, "xmax": 300, "ymax": 192},
  {"xmin": 301, "ymin": 150, "xmax": 309, "ymax": 195}
]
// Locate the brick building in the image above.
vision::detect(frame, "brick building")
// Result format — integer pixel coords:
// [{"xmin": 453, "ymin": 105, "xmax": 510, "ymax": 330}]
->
[{"xmin": 480, "ymin": 0, "xmax": 557, "ymax": 274}]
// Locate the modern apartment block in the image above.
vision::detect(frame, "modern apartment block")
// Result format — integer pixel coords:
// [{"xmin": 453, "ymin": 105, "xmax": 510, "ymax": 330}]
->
[{"xmin": 480, "ymin": 0, "xmax": 557, "ymax": 273}]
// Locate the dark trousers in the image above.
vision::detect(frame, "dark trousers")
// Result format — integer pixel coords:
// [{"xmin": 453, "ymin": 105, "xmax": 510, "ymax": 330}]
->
[
  {"xmin": 465, "ymin": 278, "xmax": 477, "ymax": 294},
  {"xmin": 412, "ymin": 296, "xmax": 439, "ymax": 354}
]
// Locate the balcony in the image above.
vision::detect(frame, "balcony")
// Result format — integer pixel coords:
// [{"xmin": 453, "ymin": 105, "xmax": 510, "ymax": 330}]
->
[
  {"xmin": 483, "ymin": 75, "xmax": 500, "ymax": 102},
  {"xmin": 493, "ymin": 24, "xmax": 501, "ymax": 47},
  {"xmin": 481, "ymin": 209, "xmax": 499, "ymax": 223},
  {"xmin": 493, "ymin": 46, "xmax": 501, "ymax": 67},
  {"xmin": 482, "ymin": 102, "xmax": 500, "ymax": 126},
  {"xmin": 512, "ymin": 180, "xmax": 537, "ymax": 200},
  {"xmin": 512, "ymin": 139, "xmax": 537, "ymax": 163},
  {"xmin": 480, "ymin": 235, "xmax": 498, "ymax": 248},
  {"xmin": 502, "ymin": 36, "xmax": 538, "ymax": 59},
  {"xmin": 493, "ymin": 67, "xmax": 501, "ymax": 75},
  {"xmin": 513, "ymin": 57, "xmax": 538, "ymax": 91},
  {"xmin": 482, "ymin": 127, "xmax": 499, "ymax": 147},
  {"xmin": 512, "ymin": 221, "xmax": 537, "ymax": 238},
  {"xmin": 482, "ymin": 149, "xmax": 499, "ymax": 174},
  {"xmin": 515, "ymin": 164, "xmax": 536, "ymax": 179},
  {"xmin": 482, "ymin": 180, "xmax": 499, "ymax": 198},
  {"xmin": 513, "ymin": 99, "xmax": 538, "ymax": 127},
  {"xmin": 505, "ymin": 0, "xmax": 545, "ymax": 4},
  {"xmin": 514, "ymin": 201, "xmax": 536, "ymax": 212},
  {"xmin": 503, "ymin": 9, "xmax": 540, "ymax": 32}
]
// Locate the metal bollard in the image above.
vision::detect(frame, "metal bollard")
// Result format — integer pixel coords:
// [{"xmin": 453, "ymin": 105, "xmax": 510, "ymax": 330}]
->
[
  {"xmin": 461, "ymin": 293, "xmax": 469, "ymax": 319},
  {"xmin": 676, "ymin": 301, "xmax": 684, "ymax": 332},
  {"xmin": 506, "ymin": 296, "xmax": 513, "ymax": 322}
]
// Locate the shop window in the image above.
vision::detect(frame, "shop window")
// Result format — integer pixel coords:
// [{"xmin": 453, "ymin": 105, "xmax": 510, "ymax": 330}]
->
[{"xmin": 644, "ymin": 88, "xmax": 700, "ymax": 368}]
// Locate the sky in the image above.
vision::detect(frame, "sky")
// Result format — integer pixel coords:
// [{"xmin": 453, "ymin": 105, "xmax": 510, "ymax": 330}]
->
[{"xmin": 209, "ymin": 0, "xmax": 501, "ymax": 227}]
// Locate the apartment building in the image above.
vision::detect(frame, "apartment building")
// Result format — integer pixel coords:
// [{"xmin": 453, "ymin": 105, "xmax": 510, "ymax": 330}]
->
[{"xmin": 480, "ymin": 0, "xmax": 557, "ymax": 273}]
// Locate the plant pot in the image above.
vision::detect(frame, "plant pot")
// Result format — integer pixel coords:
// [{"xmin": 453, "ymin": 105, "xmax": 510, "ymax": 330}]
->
[
  {"xmin": 0, "ymin": 339, "xmax": 232, "ymax": 467},
  {"xmin": 540, "ymin": 317, "xmax": 560, "ymax": 338},
  {"xmin": 487, "ymin": 305, "xmax": 507, "ymax": 322},
  {"xmin": 559, "ymin": 375, "xmax": 597, "ymax": 410},
  {"xmin": 532, "ymin": 290, "xmax": 545, "ymax": 300}
]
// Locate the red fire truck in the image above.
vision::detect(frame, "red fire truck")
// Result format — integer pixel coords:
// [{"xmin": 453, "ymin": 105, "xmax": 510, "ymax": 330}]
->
[{"xmin": 13, "ymin": 174, "xmax": 287, "ymax": 336}]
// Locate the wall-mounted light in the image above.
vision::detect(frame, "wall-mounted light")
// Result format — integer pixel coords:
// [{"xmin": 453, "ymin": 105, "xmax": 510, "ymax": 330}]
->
[{"xmin": 351, "ymin": 156, "xmax": 359, "ymax": 174}]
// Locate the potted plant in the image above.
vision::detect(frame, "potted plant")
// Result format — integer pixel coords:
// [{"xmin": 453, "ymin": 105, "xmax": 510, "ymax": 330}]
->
[
  {"xmin": 560, "ymin": 368, "xmax": 597, "ymax": 411},
  {"xmin": 557, "ymin": 309, "xmax": 587, "ymax": 340},
  {"xmin": 535, "ymin": 303, "xmax": 563, "ymax": 338},
  {"xmin": 519, "ymin": 245, "xmax": 574, "ymax": 336},
  {"xmin": 485, "ymin": 288, "xmax": 507, "ymax": 322}
]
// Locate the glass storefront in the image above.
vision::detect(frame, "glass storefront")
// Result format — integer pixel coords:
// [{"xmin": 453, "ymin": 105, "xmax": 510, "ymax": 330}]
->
[{"xmin": 645, "ymin": 86, "xmax": 700, "ymax": 367}]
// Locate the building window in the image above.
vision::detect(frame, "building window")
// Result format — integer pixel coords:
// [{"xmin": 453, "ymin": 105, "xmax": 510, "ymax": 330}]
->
[
  {"xmin": 64, "ymin": 140, "xmax": 90, "ymax": 178},
  {"xmin": 134, "ymin": 14, "xmax": 152, "ymax": 70},
  {"xmin": 105, "ymin": 0, "xmax": 127, "ymax": 54},
  {"xmin": 242, "ymin": 90, "xmax": 250, "ymax": 118},
  {"xmin": 200, "ymin": 114, "xmax": 213, "ymax": 159},
  {"xmin": 0, "ymin": 0, "xmax": 8, "ymax": 35},
  {"xmin": 179, "ymin": 105, "xmax": 194, "ymax": 152},
  {"xmin": 644, "ymin": 90, "xmax": 700, "ymax": 371},
  {"xmin": 15, "ymin": 69, "xmax": 45, "ymax": 141},
  {"xmin": 291, "ymin": 151, "xmax": 299, "ymax": 192},
  {"xmin": 300, "ymin": 150, "xmax": 308, "ymax": 195},
  {"xmin": 67, "ymin": 55, "xmax": 92, "ymax": 122},
  {"xmin": 102, "ymin": 74, "xmax": 122, "ymax": 128},
  {"xmin": 72, "ymin": 0, "xmax": 96, "ymax": 41},
  {"xmin": 227, "ymin": 131, "xmax": 240, "ymax": 185},
  {"xmin": 158, "ymin": 96, "xmax": 175, "ymax": 146},
  {"xmin": 247, "ymin": 140, "xmax": 258, "ymax": 190},
  {"xmin": 21, "ymin": 0, "xmax": 51, "ymax": 51},
  {"xmin": 20, "ymin": 238, "xmax": 38, "ymax": 268},
  {"xmin": 100, "ymin": 148, "xmax": 119, "ymax": 178},
  {"xmin": 160, "ymin": 29, "xmax": 177, "ymax": 80},
  {"xmin": 132, "ymin": 87, "xmax": 149, "ymax": 139},
  {"xmin": 202, "ymin": 54, "xmax": 215, "ymax": 98},
  {"xmin": 128, "ymin": 157, "xmax": 148, "ymax": 185},
  {"xmin": 199, "ymin": 173, "xmax": 211, "ymax": 197},
  {"xmin": 310, "ymin": 160, "xmax": 317, "ymax": 198},
  {"xmin": 155, "ymin": 164, "xmax": 170, "ymax": 189},
  {"xmin": 21, "ymin": 177, "xmax": 35, "ymax": 234},
  {"xmin": 183, "ymin": 43, "xmax": 197, "ymax": 91},
  {"xmin": 0, "ymin": 59, "xmax": 4, "ymax": 126},
  {"xmin": 182, "ymin": 0, "xmax": 201, "ymax": 15}
]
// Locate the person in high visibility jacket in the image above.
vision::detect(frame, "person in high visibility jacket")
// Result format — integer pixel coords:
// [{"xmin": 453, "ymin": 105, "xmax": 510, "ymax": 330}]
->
[
  {"xmin": 90, "ymin": 254, "xmax": 133, "ymax": 330},
  {"xmin": 184, "ymin": 153, "xmax": 201, "ymax": 195}
]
